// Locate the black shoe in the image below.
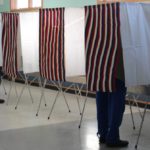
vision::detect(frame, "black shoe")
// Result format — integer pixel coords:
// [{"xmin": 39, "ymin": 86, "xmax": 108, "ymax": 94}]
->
[
  {"xmin": 106, "ymin": 140, "xmax": 129, "ymax": 148},
  {"xmin": 99, "ymin": 137, "xmax": 106, "ymax": 144},
  {"xmin": 0, "ymin": 99, "xmax": 5, "ymax": 104}
]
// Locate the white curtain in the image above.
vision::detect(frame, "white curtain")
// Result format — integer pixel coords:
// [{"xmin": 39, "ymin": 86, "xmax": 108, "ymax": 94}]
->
[
  {"xmin": 19, "ymin": 12, "xmax": 39, "ymax": 74},
  {"xmin": 0, "ymin": 14, "xmax": 2, "ymax": 66},
  {"xmin": 65, "ymin": 8, "xmax": 85, "ymax": 77},
  {"xmin": 120, "ymin": 3, "xmax": 150, "ymax": 87}
]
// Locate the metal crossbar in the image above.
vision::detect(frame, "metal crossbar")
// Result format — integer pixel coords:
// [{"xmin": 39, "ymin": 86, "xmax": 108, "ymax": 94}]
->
[
  {"xmin": 78, "ymin": 89, "xmax": 88, "ymax": 128},
  {"xmin": 6, "ymin": 77, "xmax": 19, "ymax": 105},
  {"xmin": 47, "ymin": 81, "xmax": 71, "ymax": 120},
  {"xmin": 126, "ymin": 93, "xmax": 150, "ymax": 149},
  {"xmin": 14, "ymin": 73, "xmax": 36, "ymax": 109}
]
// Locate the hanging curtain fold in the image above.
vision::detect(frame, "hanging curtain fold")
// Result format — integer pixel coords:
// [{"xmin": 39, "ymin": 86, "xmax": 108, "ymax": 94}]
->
[
  {"xmin": 39, "ymin": 8, "xmax": 65, "ymax": 81},
  {"xmin": 2, "ymin": 13, "xmax": 19, "ymax": 78},
  {"xmin": 85, "ymin": 3, "xmax": 122, "ymax": 92},
  {"xmin": 19, "ymin": 12, "xmax": 39, "ymax": 74},
  {"xmin": 120, "ymin": 3, "xmax": 150, "ymax": 87},
  {"xmin": 65, "ymin": 8, "xmax": 85, "ymax": 77}
]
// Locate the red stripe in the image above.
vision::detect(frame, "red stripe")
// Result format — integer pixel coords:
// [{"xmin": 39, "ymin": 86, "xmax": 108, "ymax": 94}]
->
[
  {"xmin": 94, "ymin": 4, "xmax": 106, "ymax": 91},
  {"xmin": 61, "ymin": 8, "xmax": 65, "ymax": 81},
  {"xmin": 2, "ymin": 13, "xmax": 18, "ymax": 78},
  {"xmin": 39, "ymin": 8, "xmax": 65, "ymax": 81},
  {"xmin": 100, "ymin": 4, "xmax": 111, "ymax": 91},
  {"xmin": 43, "ymin": 10, "xmax": 47, "ymax": 78},
  {"xmin": 47, "ymin": 10, "xmax": 51, "ymax": 80},
  {"xmin": 85, "ymin": 7, "xmax": 93, "ymax": 79},
  {"xmin": 106, "ymin": 4, "xmax": 115, "ymax": 91},
  {"xmin": 88, "ymin": 6, "xmax": 99, "ymax": 91},
  {"xmin": 53, "ymin": 9, "xmax": 57, "ymax": 81},
  {"xmin": 106, "ymin": 4, "xmax": 117, "ymax": 91},
  {"xmin": 59, "ymin": 8, "xmax": 64, "ymax": 81},
  {"xmin": 55, "ymin": 9, "xmax": 60, "ymax": 81},
  {"xmin": 85, "ymin": 3, "xmax": 121, "ymax": 92},
  {"xmin": 91, "ymin": 5, "xmax": 102, "ymax": 91},
  {"xmin": 51, "ymin": 10, "xmax": 55, "ymax": 80}
]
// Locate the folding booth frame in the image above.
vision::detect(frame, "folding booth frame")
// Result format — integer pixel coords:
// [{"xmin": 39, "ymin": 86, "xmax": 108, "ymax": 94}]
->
[{"xmin": 126, "ymin": 92, "xmax": 150, "ymax": 149}]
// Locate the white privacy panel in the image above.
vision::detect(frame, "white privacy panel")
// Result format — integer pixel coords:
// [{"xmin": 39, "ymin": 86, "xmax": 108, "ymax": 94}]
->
[
  {"xmin": 65, "ymin": 8, "xmax": 85, "ymax": 77},
  {"xmin": 20, "ymin": 12, "xmax": 39, "ymax": 73},
  {"xmin": 120, "ymin": 3, "xmax": 150, "ymax": 87},
  {"xmin": 0, "ymin": 14, "xmax": 2, "ymax": 66}
]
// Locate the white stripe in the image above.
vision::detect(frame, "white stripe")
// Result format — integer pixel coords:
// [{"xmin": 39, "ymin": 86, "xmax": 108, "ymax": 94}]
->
[
  {"xmin": 49, "ymin": 10, "xmax": 53, "ymax": 80},
  {"xmin": 87, "ymin": 7, "xmax": 98, "ymax": 91},
  {"xmin": 13, "ymin": 15, "xmax": 17, "ymax": 77},
  {"xmin": 45, "ymin": 11, "xmax": 50, "ymax": 79},
  {"xmin": 60, "ymin": 9, "xmax": 64, "ymax": 81},
  {"xmin": 56, "ymin": 9, "xmax": 60, "ymax": 81},
  {"xmin": 102, "ymin": 4, "xmax": 113, "ymax": 92},
  {"xmin": 90, "ymin": 6, "xmax": 102, "ymax": 91},
  {"xmin": 97, "ymin": 4, "xmax": 108, "ymax": 91},
  {"xmin": 43, "ymin": 10, "xmax": 47, "ymax": 78},
  {"xmin": 52, "ymin": 9, "xmax": 57, "ymax": 81},
  {"xmin": 8, "ymin": 15, "xmax": 11, "ymax": 76},
  {"xmin": 85, "ymin": 7, "xmax": 94, "ymax": 90}
]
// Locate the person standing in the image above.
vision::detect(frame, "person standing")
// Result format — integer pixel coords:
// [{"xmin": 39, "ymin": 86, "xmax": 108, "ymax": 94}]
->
[{"xmin": 96, "ymin": 50, "xmax": 128, "ymax": 148}]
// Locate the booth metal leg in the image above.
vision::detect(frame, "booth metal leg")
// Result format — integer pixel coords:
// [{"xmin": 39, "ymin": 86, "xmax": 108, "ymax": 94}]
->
[
  {"xmin": 135, "ymin": 104, "xmax": 147, "ymax": 149},
  {"xmin": 74, "ymin": 84, "xmax": 82, "ymax": 115},
  {"xmin": 36, "ymin": 78, "xmax": 47, "ymax": 116},
  {"xmin": 1, "ymin": 77, "xmax": 7, "ymax": 95},
  {"xmin": 129, "ymin": 100, "xmax": 136, "ymax": 130},
  {"xmin": 6, "ymin": 80, "xmax": 12, "ymax": 105},
  {"xmin": 78, "ymin": 90, "xmax": 88, "ymax": 129},
  {"xmin": 47, "ymin": 81, "xmax": 71, "ymax": 120},
  {"xmin": 15, "ymin": 74, "xmax": 34, "ymax": 109},
  {"xmin": 7, "ymin": 78, "xmax": 18, "ymax": 105},
  {"xmin": 48, "ymin": 90, "xmax": 60, "ymax": 120}
]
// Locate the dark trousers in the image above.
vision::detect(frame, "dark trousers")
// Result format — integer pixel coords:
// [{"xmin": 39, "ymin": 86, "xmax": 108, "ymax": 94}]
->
[{"xmin": 96, "ymin": 79, "xmax": 126, "ymax": 143}]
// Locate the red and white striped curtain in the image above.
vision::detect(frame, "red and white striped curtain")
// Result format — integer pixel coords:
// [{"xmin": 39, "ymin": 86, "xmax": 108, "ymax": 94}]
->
[
  {"xmin": 2, "ymin": 13, "xmax": 19, "ymax": 78},
  {"xmin": 85, "ymin": 3, "xmax": 122, "ymax": 92},
  {"xmin": 39, "ymin": 8, "xmax": 65, "ymax": 81}
]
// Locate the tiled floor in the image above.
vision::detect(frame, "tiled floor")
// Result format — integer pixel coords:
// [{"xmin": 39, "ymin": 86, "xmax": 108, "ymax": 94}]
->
[{"xmin": 0, "ymin": 80, "xmax": 149, "ymax": 150}]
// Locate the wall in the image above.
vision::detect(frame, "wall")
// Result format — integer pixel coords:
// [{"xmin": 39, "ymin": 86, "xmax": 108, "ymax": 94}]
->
[
  {"xmin": 43, "ymin": 0, "xmax": 96, "ymax": 8},
  {"xmin": 0, "ymin": 0, "xmax": 10, "ymax": 12}
]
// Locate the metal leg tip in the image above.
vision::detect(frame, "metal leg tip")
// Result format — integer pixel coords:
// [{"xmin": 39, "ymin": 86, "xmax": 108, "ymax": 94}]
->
[
  {"xmin": 45, "ymin": 104, "xmax": 47, "ymax": 107},
  {"xmin": 48, "ymin": 117, "xmax": 50, "ymax": 120},
  {"xmin": 69, "ymin": 110, "xmax": 71, "ymax": 113},
  {"xmin": 15, "ymin": 107, "xmax": 17, "ymax": 110},
  {"xmin": 133, "ymin": 126, "xmax": 136, "ymax": 130},
  {"xmin": 135, "ymin": 145, "xmax": 137, "ymax": 149},
  {"xmin": 78, "ymin": 125, "xmax": 81, "ymax": 129},
  {"xmin": 36, "ymin": 114, "xmax": 38, "ymax": 117}
]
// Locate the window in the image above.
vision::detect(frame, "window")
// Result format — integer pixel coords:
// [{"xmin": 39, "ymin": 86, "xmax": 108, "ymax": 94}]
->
[
  {"xmin": 17, "ymin": 0, "xmax": 28, "ymax": 9},
  {"xmin": 11, "ymin": 0, "xmax": 43, "ymax": 11},
  {"xmin": 32, "ymin": 0, "xmax": 41, "ymax": 7}
]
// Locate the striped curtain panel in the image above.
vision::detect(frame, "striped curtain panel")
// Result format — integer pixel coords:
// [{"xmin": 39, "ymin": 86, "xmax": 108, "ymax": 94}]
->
[
  {"xmin": 39, "ymin": 8, "xmax": 65, "ymax": 81},
  {"xmin": 85, "ymin": 3, "xmax": 122, "ymax": 92},
  {"xmin": 2, "ymin": 13, "xmax": 19, "ymax": 78}
]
